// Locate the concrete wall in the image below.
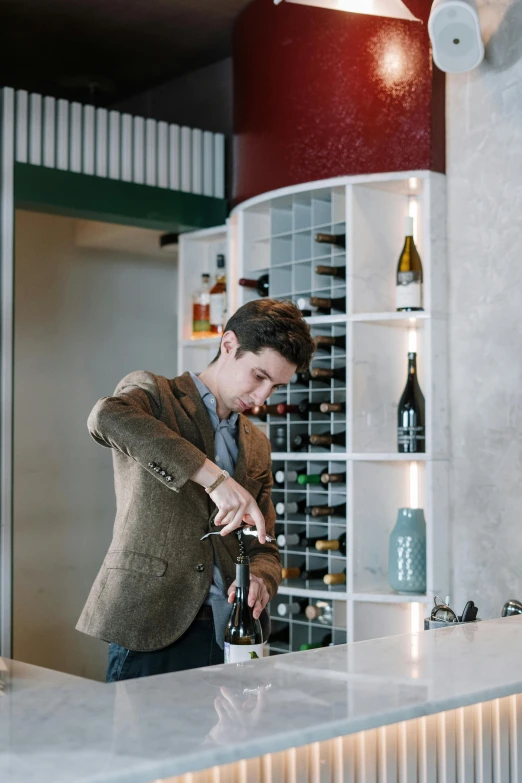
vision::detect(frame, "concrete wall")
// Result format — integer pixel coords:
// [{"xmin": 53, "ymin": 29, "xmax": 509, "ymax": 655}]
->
[
  {"xmin": 447, "ymin": 0, "xmax": 522, "ymax": 618},
  {"xmin": 13, "ymin": 210, "xmax": 178, "ymax": 681}
]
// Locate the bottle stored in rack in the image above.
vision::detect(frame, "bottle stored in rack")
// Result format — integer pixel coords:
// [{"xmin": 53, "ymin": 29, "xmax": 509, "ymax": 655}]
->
[
  {"xmin": 239, "ymin": 274, "xmax": 269, "ymax": 298},
  {"xmin": 315, "ymin": 532, "xmax": 347, "ymax": 556},
  {"xmin": 313, "ymin": 334, "xmax": 346, "ymax": 352},
  {"xmin": 291, "ymin": 431, "xmax": 346, "ymax": 451}
]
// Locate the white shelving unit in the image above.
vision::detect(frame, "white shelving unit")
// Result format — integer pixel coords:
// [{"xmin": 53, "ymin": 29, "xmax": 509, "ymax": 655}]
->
[{"xmin": 179, "ymin": 170, "xmax": 448, "ymax": 652}]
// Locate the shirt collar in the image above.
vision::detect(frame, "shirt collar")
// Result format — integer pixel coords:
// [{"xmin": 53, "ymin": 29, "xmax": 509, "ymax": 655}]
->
[{"xmin": 189, "ymin": 372, "xmax": 239, "ymax": 427}]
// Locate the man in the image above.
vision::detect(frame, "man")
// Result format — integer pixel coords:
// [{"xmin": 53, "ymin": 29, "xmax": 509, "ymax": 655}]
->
[{"xmin": 76, "ymin": 298, "xmax": 314, "ymax": 681}]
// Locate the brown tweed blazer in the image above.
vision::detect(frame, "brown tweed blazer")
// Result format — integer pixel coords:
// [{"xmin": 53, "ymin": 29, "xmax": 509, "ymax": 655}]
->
[{"xmin": 76, "ymin": 370, "xmax": 281, "ymax": 652}]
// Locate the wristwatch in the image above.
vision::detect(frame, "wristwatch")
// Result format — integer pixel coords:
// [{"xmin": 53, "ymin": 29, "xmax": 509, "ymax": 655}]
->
[{"xmin": 205, "ymin": 469, "xmax": 230, "ymax": 495}]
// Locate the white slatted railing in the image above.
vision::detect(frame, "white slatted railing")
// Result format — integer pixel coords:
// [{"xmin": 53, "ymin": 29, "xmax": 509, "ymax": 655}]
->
[
  {"xmin": 163, "ymin": 694, "xmax": 522, "ymax": 783},
  {"xmin": 11, "ymin": 88, "xmax": 225, "ymax": 198}
]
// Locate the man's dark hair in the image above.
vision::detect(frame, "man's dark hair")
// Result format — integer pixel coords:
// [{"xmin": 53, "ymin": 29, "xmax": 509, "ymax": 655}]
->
[{"xmin": 212, "ymin": 299, "xmax": 314, "ymax": 372}]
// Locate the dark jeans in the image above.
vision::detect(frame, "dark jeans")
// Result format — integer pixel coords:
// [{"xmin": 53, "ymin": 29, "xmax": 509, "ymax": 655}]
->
[{"xmin": 106, "ymin": 606, "xmax": 224, "ymax": 682}]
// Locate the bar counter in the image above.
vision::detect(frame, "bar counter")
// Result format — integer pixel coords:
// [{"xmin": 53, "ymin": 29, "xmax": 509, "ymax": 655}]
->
[{"xmin": 1, "ymin": 616, "xmax": 522, "ymax": 783}]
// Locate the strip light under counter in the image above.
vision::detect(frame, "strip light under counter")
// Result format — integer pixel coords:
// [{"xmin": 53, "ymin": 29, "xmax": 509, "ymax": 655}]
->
[{"xmin": 162, "ymin": 694, "xmax": 522, "ymax": 783}]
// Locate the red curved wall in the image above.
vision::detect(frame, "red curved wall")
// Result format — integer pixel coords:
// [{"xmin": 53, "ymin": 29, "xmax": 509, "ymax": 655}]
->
[{"xmin": 233, "ymin": 0, "xmax": 444, "ymax": 204}]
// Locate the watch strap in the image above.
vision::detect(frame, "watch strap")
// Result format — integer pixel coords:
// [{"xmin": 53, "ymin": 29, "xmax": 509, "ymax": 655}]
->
[{"xmin": 205, "ymin": 469, "xmax": 230, "ymax": 494}]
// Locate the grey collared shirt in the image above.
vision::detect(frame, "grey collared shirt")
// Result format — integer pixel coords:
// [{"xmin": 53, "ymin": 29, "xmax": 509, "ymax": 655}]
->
[{"xmin": 189, "ymin": 372, "xmax": 239, "ymax": 605}]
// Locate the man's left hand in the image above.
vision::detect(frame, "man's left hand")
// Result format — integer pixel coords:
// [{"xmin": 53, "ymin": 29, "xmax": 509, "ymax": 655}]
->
[{"xmin": 228, "ymin": 574, "xmax": 269, "ymax": 620}]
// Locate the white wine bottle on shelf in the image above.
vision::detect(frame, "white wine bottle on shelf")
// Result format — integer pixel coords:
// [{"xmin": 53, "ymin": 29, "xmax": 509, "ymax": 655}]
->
[{"xmin": 396, "ymin": 216, "xmax": 423, "ymax": 312}]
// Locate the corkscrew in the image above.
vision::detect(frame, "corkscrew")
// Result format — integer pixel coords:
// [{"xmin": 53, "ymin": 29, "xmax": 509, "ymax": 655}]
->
[{"xmin": 200, "ymin": 525, "xmax": 275, "ymax": 543}]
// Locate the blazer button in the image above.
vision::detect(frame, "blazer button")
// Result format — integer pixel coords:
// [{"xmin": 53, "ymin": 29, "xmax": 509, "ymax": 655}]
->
[
  {"xmin": 148, "ymin": 462, "xmax": 156, "ymax": 468},
  {"xmin": 196, "ymin": 563, "xmax": 205, "ymax": 572},
  {"xmin": 165, "ymin": 476, "xmax": 173, "ymax": 482},
  {"xmin": 160, "ymin": 470, "xmax": 166, "ymax": 476},
  {"xmin": 154, "ymin": 467, "xmax": 161, "ymax": 472}
]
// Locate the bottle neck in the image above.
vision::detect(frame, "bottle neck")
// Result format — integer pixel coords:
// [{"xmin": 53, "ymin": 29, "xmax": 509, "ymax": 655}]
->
[{"xmin": 235, "ymin": 559, "xmax": 251, "ymax": 593}]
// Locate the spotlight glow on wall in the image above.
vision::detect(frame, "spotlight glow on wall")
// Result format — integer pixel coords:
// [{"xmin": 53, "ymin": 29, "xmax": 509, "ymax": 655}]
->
[{"xmin": 273, "ymin": 0, "xmax": 420, "ymax": 22}]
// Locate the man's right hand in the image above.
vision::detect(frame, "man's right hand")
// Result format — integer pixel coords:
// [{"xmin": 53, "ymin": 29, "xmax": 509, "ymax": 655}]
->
[{"xmin": 210, "ymin": 476, "xmax": 266, "ymax": 543}]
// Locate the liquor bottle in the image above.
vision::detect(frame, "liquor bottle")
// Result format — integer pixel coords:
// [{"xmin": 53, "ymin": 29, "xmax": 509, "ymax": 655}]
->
[
  {"xmin": 397, "ymin": 352, "xmax": 425, "ymax": 453},
  {"xmin": 250, "ymin": 403, "xmax": 298, "ymax": 422},
  {"xmin": 297, "ymin": 468, "xmax": 346, "ymax": 487},
  {"xmin": 192, "ymin": 273, "xmax": 211, "ymax": 336},
  {"xmin": 291, "ymin": 431, "xmax": 346, "ymax": 451},
  {"xmin": 269, "ymin": 624, "xmax": 290, "ymax": 645},
  {"xmin": 315, "ymin": 265, "xmax": 346, "ymax": 280},
  {"xmin": 297, "ymin": 296, "xmax": 346, "ymax": 316},
  {"xmin": 209, "ymin": 254, "xmax": 227, "ymax": 335},
  {"xmin": 274, "ymin": 467, "xmax": 307, "ymax": 485},
  {"xmin": 313, "ymin": 334, "xmax": 346, "ymax": 352},
  {"xmin": 305, "ymin": 601, "xmax": 333, "ymax": 625},
  {"xmin": 239, "ymin": 274, "xmax": 269, "ymax": 298},
  {"xmin": 323, "ymin": 570, "xmax": 346, "ymax": 586},
  {"xmin": 276, "ymin": 531, "xmax": 328, "ymax": 548},
  {"xmin": 315, "ymin": 532, "xmax": 347, "ymax": 555},
  {"xmin": 224, "ymin": 554, "xmax": 264, "ymax": 663},
  {"xmin": 276, "ymin": 598, "xmax": 308, "ymax": 618},
  {"xmin": 296, "ymin": 367, "xmax": 346, "ymax": 385},
  {"xmin": 315, "ymin": 233, "xmax": 346, "ymax": 249},
  {"xmin": 300, "ymin": 633, "xmax": 332, "ymax": 650},
  {"xmin": 281, "ymin": 564, "xmax": 329, "ymax": 581},
  {"xmin": 396, "ymin": 216, "xmax": 423, "ymax": 312}
]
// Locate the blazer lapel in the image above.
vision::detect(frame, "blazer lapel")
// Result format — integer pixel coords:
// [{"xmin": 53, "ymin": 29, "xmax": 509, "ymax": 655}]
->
[
  {"xmin": 171, "ymin": 373, "xmax": 215, "ymax": 460},
  {"xmin": 234, "ymin": 415, "xmax": 252, "ymax": 485}
]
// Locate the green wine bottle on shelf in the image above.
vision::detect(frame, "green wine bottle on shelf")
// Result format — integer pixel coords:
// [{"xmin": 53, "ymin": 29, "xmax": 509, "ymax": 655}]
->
[
  {"xmin": 224, "ymin": 555, "xmax": 264, "ymax": 663},
  {"xmin": 300, "ymin": 633, "xmax": 333, "ymax": 650},
  {"xmin": 396, "ymin": 216, "xmax": 423, "ymax": 312},
  {"xmin": 274, "ymin": 467, "xmax": 307, "ymax": 485},
  {"xmin": 297, "ymin": 468, "xmax": 346, "ymax": 487}
]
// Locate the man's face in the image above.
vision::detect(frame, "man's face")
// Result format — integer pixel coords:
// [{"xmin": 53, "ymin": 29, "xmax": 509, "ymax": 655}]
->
[{"xmin": 217, "ymin": 335, "xmax": 297, "ymax": 414}]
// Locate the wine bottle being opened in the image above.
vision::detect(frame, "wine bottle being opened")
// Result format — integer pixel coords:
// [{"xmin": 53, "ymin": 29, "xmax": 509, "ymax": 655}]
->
[
  {"xmin": 224, "ymin": 554, "xmax": 264, "ymax": 663},
  {"xmin": 396, "ymin": 216, "xmax": 423, "ymax": 312}
]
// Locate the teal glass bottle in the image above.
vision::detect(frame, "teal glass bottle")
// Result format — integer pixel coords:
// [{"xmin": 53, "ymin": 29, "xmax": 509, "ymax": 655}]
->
[{"xmin": 388, "ymin": 508, "xmax": 426, "ymax": 594}]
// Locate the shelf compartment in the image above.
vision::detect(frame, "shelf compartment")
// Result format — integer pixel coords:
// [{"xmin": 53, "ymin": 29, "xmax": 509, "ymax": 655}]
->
[{"xmin": 352, "ymin": 459, "xmax": 426, "ymax": 596}]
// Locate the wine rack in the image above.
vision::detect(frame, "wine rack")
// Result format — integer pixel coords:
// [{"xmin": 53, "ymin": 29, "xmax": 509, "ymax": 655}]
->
[
  {"xmin": 180, "ymin": 171, "xmax": 448, "ymax": 651},
  {"xmin": 268, "ymin": 595, "xmax": 347, "ymax": 656}
]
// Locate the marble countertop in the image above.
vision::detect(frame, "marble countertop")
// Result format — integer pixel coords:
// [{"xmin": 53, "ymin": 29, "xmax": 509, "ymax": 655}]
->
[{"xmin": 1, "ymin": 616, "xmax": 522, "ymax": 783}]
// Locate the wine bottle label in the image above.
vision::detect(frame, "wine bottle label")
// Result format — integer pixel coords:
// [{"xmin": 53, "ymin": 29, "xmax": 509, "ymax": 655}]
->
[
  {"xmin": 396, "ymin": 273, "xmax": 422, "ymax": 309},
  {"xmin": 224, "ymin": 642, "xmax": 265, "ymax": 663},
  {"xmin": 210, "ymin": 292, "xmax": 226, "ymax": 326},
  {"xmin": 397, "ymin": 426, "xmax": 425, "ymax": 451}
]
